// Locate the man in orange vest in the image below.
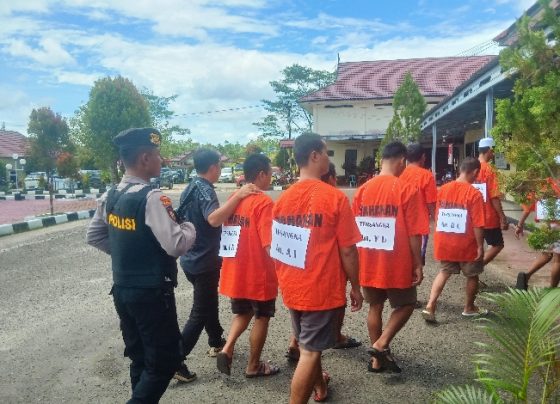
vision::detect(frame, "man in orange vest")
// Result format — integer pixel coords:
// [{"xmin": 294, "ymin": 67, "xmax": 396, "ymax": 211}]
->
[{"xmin": 272, "ymin": 133, "xmax": 363, "ymax": 403}]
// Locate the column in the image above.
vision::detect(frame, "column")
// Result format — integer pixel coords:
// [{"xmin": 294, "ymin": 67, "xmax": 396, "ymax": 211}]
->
[
  {"xmin": 485, "ymin": 87, "xmax": 494, "ymax": 138},
  {"xmin": 431, "ymin": 123, "xmax": 437, "ymax": 177}
]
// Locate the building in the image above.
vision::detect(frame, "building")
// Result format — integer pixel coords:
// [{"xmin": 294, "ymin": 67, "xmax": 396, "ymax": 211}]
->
[{"xmin": 299, "ymin": 56, "xmax": 495, "ymax": 174}]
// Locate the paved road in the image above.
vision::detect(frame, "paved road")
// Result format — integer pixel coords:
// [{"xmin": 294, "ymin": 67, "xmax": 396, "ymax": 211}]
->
[{"xmin": 0, "ymin": 188, "xmax": 511, "ymax": 403}]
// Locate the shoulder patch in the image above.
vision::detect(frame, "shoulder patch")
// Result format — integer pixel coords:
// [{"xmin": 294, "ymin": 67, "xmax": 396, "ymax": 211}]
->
[{"xmin": 160, "ymin": 195, "xmax": 172, "ymax": 207}]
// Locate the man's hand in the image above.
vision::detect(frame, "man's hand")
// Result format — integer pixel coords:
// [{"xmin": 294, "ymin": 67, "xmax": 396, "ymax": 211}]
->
[
  {"xmin": 514, "ymin": 224, "xmax": 524, "ymax": 239},
  {"xmin": 235, "ymin": 183, "xmax": 261, "ymax": 200},
  {"xmin": 500, "ymin": 215, "xmax": 510, "ymax": 231},
  {"xmin": 475, "ymin": 245, "xmax": 484, "ymax": 262},
  {"xmin": 411, "ymin": 265, "xmax": 424, "ymax": 286},
  {"xmin": 349, "ymin": 286, "xmax": 363, "ymax": 312}
]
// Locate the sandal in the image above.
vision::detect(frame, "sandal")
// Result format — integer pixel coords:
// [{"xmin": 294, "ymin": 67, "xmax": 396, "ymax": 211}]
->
[
  {"xmin": 333, "ymin": 336, "xmax": 362, "ymax": 349},
  {"xmin": 369, "ymin": 347, "xmax": 401, "ymax": 373},
  {"xmin": 367, "ymin": 356, "xmax": 385, "ymax": 373},
  {"xmin": 462, "ymin": 308, "xmax": 489, "ymax": 318},
  {"xmin": 421, "ymin": 309, "xmax": 437, "ymax": 324},
  {"xmin": 313, "ymin": 371, "xmax": 330, "ymax": 402},
  {"xmin": 245, "ymin": 360, "xmax": 280, "ymax": 378},
  {"xmin": 216, "ymin": 352, "xmax": 232, "ymax": 376},
  {"xmin": 285, "ymin": 347, "xmax": 300, "ymax": 362}
]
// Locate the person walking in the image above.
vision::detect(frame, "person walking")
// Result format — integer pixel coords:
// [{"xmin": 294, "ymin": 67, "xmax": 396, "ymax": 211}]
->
[
  {"xmin": 216, "ymin": 154, "xmax": 280, "ymax": 378},
  {"xmin": 272, "ymin": 133, "xmax": 363, "ymax": 403},
  {"xmin": 475, "ymin": 137, "xmax": 509, "ymax": 267},
  {"xmin": 175, "ymin": 148, "xmax": 259, "ymax": 381},
  {"xmin": 352, "ymin": 141, "xmax": 428, "ymax": 373},
  {"xmin": 86, "ymin": 128, "xmax": 197, "ymax": 403},
  {"xmin": 422, "ymin": 157, "xmax": 487, "ymax": 323}
]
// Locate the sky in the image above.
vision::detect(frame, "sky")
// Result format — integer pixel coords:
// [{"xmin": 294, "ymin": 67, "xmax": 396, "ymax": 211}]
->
[{"xmin": 0, "ymin": 0, "xmax": 535, "ymax": 145}]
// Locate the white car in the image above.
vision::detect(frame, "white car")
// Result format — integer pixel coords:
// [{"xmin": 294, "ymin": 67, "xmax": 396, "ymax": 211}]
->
[
  {"xmin": 24, "ymin": 172, "xmax": 46, "ymax": 190},
  {"xmin": 219, "ymin": 167, "xmax": 234, "ymax": 183},
  {"xmin": 189, "ymin": 169, "xmax": 197, "ymax": 181}
]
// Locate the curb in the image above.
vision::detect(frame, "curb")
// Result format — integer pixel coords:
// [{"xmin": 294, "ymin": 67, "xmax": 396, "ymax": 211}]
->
[
  {"xmin": 0, "ymin": 193, "xmax": 101, "ymax": 201},
  {"xmin": 0, "ymin": 209, "xmax": 96, "ymax": 237}
]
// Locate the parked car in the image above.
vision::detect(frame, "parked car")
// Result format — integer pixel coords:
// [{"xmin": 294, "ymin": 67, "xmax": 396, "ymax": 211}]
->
[
  {"xmin": 24, "ymin": 172, "xmax": 46, "ymax": 190},
  {"xmin": 80, "ymin": 170, "xmax": 103, "ymax": 189},
  {"xmin": 188, "ymin": 169, "xmax": 197, "ymax": 181},
  {"xmin": 150, "ymin": 171, "xmax": 174, "ymax": 189},
  {"xmin": 219, "ymin": 167, "xmax": 234, "ymax": 183}
]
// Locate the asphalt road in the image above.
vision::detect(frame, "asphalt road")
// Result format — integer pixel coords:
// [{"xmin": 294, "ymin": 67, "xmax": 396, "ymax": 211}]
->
[{"xmin": 0, "ymin": 187, "xmax": 507, "ymax": 403}]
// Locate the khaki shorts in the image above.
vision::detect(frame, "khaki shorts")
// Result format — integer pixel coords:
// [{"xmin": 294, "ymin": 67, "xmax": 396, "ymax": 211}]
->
[
  {"xmin": 440, "ymin": 261, "xmax": 483, "ymax": 277},
  {"xmin": 362, "ymin": 287, "xmax": 417, "ymax": 308},
  {"xmin": 289, "ymin": 306, "xmax": 344, "ymax": 352}
]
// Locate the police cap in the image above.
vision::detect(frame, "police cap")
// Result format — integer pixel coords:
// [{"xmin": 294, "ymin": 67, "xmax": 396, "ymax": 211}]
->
[{"xmin": 113, "ymin": 127, "xmax": 161, "ymax": 149}]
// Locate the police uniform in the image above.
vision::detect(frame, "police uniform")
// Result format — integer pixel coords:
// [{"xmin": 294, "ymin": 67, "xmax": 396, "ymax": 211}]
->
[{"xmin": 86, "ymin": 128, "xmax": 196, "ymax": 404}]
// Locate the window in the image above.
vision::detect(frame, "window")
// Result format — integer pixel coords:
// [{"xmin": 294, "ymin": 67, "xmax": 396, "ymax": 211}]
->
[{"xmin": 327, "ymin": 150, "xmax": 334, "ymax": 157}]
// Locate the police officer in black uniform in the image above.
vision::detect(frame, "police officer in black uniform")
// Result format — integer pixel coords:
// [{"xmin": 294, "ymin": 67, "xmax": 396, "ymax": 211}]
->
[{"xmin": 87, "ymin": 128, "xmax": 197, "ymax": 403}]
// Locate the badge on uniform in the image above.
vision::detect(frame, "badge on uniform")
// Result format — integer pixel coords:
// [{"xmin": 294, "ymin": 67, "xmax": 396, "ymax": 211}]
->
[{"xmin": 160, "ymin": 195, "xmax": 177, "ymax": 222}]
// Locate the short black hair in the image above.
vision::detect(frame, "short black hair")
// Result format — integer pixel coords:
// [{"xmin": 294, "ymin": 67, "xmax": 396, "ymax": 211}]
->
[
  {"xmin": 460, "ymin": 157, "xmax": 481, "ymax": 173},
  {"xmin": 479, "ymin": 146, "xmax": 491, "ymax": 154},
  {"xmin": 382, "ymin": 141, "xmax": 407, "ymax": 159},
  {"xmin": 244, "ymin": 153, "xmax": 271, "ymax": 182},
  {"xmin": 321, "ymin": 162, "xmax": 336, "ymax": 183},
  {"xmin": 120, "ymin": 145, "xmax": 155, "ymax": 168},
  {"xmin": 294, "ymin": 133, "xmax": 325, "ymax": 167},
  {"xmin": 406, "ymin": 143, "xmax": 425, "ymax": 163},
  {"xmin": 193, "ymin": 148, "xmax": 220, "ymax": 174}
]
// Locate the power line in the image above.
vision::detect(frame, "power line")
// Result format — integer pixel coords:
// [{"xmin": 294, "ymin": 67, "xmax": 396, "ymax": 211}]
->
[{"xmin": 174, "ymin": 104, "xmax": 265, "ymax": 117}]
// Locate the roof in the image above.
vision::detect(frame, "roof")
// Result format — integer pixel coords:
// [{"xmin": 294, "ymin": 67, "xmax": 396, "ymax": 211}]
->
[
  {"xmin": 299, "ymin": 56, "xmax": 497, "ymax": 103},
  {"xmin": 0, "ymin": 130, "xmax": 29, "ymax": 158},
  {"xmin": 493, "ymin": 0, "xmax": 559, "ymax": 46}
]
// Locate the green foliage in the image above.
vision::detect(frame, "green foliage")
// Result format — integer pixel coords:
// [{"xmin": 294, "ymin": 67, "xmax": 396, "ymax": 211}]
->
[
  {"xmin": 216, "ymin": 141, "xmax": 245, "ymax": 163},
  {"xmin": 254, "ymin": 64, "xmax": 335, "ymax": 139},
  {"xmin": 357, "ymin": 155, "xmax": 375, "ymax": 176},
  {"xmin": 384, "ymin": 72, "xmax": 427, "ymax": 146},
  {"xmin": 274, "ymin": 148, "xmax": 290, "ymax": 169},
  {"xmin": 141, "ymin": 89, "xmax": 194, "ymax": 159},
  {"xmin": 527, "ymin": 224, "xmax": 560, "ymax": 251},
  {"xmin": 435, "ymin": 288, "xmax": 560, "ymax": 403},
  {"xmin": 56, "ymin": 152, "xmax": 80, "ymax": 180},
  {"xmin": 75, "ymin": 76, "xmax": 151, "ymax": 182},
  {"xmin": 434, "ymin": 385, "xmax": 496, "ymax": 404},
  {"xmin": 28, "ymin": 107, "xmax": 72, "ymax": 178}
]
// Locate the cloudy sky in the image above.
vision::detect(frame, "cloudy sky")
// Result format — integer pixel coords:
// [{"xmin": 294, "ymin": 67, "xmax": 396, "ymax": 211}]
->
[{"xmin": 0, "ymin": 0, "xmax": 534, "ymax": 144}]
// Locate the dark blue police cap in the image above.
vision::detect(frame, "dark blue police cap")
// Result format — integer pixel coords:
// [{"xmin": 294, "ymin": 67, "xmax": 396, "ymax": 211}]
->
[{"xmin": 113, "ymin": 127, "xmax": 161, "ymax": 149}]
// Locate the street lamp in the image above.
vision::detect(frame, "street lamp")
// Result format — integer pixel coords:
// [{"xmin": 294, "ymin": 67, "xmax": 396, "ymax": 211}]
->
[
  {"xmin": 10, "ymin": 154, "xmax": 26, "ymax": 192},
  {"xmin": 5, "ymin": 163, "xmax": 12, "ymax": 187}
]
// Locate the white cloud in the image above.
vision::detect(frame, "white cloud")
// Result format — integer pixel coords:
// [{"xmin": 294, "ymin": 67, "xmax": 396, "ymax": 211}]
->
[
  {"xmin": 4, "ymin": 37, "xmax": 75, "ymax": 66},
  {"xmin": 54, "ymin": 71, "xmax": 102, "ymax": 86},
  {"xmin": 494, "ymin": 0, "xmax": 535, "ymax": 13}
]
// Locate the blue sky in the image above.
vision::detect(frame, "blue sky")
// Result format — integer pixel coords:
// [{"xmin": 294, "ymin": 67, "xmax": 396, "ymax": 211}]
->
[{"xmin": 0, "ymin": 0, "xmax": 533, "ymax": 144}]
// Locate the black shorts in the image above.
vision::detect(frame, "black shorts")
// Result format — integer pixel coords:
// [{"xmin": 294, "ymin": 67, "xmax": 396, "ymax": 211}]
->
[
  {"xmin": 484, "ymin": 228, "xmax": 504, "ymax": 247},
  {"xmin": 231, "ymin": 298, "xmax": 276, "ymax": 318}
]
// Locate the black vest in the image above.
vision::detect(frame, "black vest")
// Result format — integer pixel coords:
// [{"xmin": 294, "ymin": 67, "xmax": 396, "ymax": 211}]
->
[{"xmin": 106, "ymin": 183, "xmax": 177, "ymax": 288}]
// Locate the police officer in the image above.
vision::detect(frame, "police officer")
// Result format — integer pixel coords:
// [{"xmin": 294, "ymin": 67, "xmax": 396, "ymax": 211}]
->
[{"xmin": 87, "ymin": 128, "xmax": 197, "ymax": 403}]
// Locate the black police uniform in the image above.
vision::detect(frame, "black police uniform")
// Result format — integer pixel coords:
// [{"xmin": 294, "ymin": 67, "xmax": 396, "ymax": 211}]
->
[{"xmin": 86, "ymin": 128, "xmax": 196, "ymax": 404}]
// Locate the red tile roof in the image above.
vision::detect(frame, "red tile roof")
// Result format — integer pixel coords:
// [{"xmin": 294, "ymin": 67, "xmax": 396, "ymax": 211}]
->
[
  {"xmin": 300, "ymin": 56, "xmax": 497, "ymax": 103},
  {"xmin": 0, "ymin": 130, "xmax": 29, "ymax": 158}
]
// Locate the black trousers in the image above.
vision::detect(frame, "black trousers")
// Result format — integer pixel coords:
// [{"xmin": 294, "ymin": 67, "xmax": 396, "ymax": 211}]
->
[
  {"xmin": 112, "ymin": 286, "xmax": 183, "ymax": 404},
  {"xmin": 181, "ymin": 270, "xmax": 224, "ymax": 355}
]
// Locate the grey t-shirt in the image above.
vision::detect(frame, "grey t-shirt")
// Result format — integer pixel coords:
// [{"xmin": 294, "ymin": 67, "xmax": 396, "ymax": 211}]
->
[{"xmin": 178, "ymin": 177, "xmax": 222, "ymax": 275}]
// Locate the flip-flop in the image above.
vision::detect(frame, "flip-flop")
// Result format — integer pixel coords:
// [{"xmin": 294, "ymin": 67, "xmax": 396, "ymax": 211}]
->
[
  {"xmin": 421, "ymin": 309, "xmax": 437, "ymax": 324},
  {"xmin": 367, "ymin": 357, "xmax": 385, "ymax": 373},
  {"xmin": 333, "ymin": 336, "xmax": 362, "ymax": 349},
  {"xmin": 313, "ymin": 371, "xmax": 330, "ymax": 402},
  {"xmin": 245, "ymin": 360, "xmax": 280, "ymax": 378},
  {"xmin": 462, "ymin": 308, "xmax": 489, "ymax": 317},
  {"xmin": 216, "ymin": 352, "xmax": 232, "ymax": 376}
]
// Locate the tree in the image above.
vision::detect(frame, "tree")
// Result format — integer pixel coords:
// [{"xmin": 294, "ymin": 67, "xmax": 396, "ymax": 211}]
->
[
  {"xmin": 274, "ymin": 148, "xmax": 290, "ymax": 169},
  {"xmin": 492, "ymin": 1, "xmax": 560, "ymax": 250},
  {"xmin": 254, "ymin": 64, "xmax": 336, "ymax": 139},
  {"xmin": 75, "ymin": 76, "xmax": 151, "ymax": 182},
  {"xmin": 383, "ymin": 72, "xmax": 427, "ymax": 148},
  {"xmin": 141, "ymin": 90, "xmax": 194, "ymax": 159},
  {"xmin": 216, "ymin": 141, "xmax": 245, "ymax": 163},
  {"xmin": 56, "ymin": 152, "xmax": 80, "ymax": 191},
  {"xmin": 27, "ymin": 107, "xmax": 72, "ymax": 214}
]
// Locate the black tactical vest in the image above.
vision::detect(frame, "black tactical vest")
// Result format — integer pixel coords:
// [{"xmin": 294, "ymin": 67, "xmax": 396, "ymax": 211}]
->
[{"xmin": 106, "ymin": 183, "xmax": 177, "ymax": 288}]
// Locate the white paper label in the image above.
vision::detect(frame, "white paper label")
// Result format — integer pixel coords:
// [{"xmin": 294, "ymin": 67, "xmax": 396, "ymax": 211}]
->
[
  {"xmin": 270, "ymin": 221, "xmax": 311, "ymax": 269},
  {"xmin": 436, "ymin": 208, "xmax": 468, "ymax": 234},
  {"xmin": 536, "ymin": 199, "xmax": 560, "ymax": 221},
  {"xmin": 355, "ymin": 216, "xmax": 396, "ymax": 251},
  {"xmin": 472, "ymin": 183, "xmax": 487, "ymax": 202},
  {"xmin": 218, "ymin": 225, "xmax": 241, "ymax": 258}
]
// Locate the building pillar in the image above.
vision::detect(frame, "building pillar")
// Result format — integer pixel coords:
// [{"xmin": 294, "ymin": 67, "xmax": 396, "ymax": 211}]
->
[
  {"xmin": 485, "ymin": 87, "xmax": 494, "ymax": 138},
  {"xmin": 432, "ymin": 123, "xmax": 437, "ymax": 177}
]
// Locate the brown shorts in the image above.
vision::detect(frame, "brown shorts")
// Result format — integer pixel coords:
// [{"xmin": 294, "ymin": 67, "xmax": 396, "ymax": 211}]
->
[
  {"xmin": 440, "ymin": 261, "xmax": 483, "ymax": 277},
  {"xmin": 362, "ymin": 287, "xmax": 417, "ymax": 308},
  {"xmin": 231, "ymin": 298, "xmax": 276, "ymax": 318},
  {"xmin": 289, "ymin": 306, "xmax": 344, "ymax": 352}
]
